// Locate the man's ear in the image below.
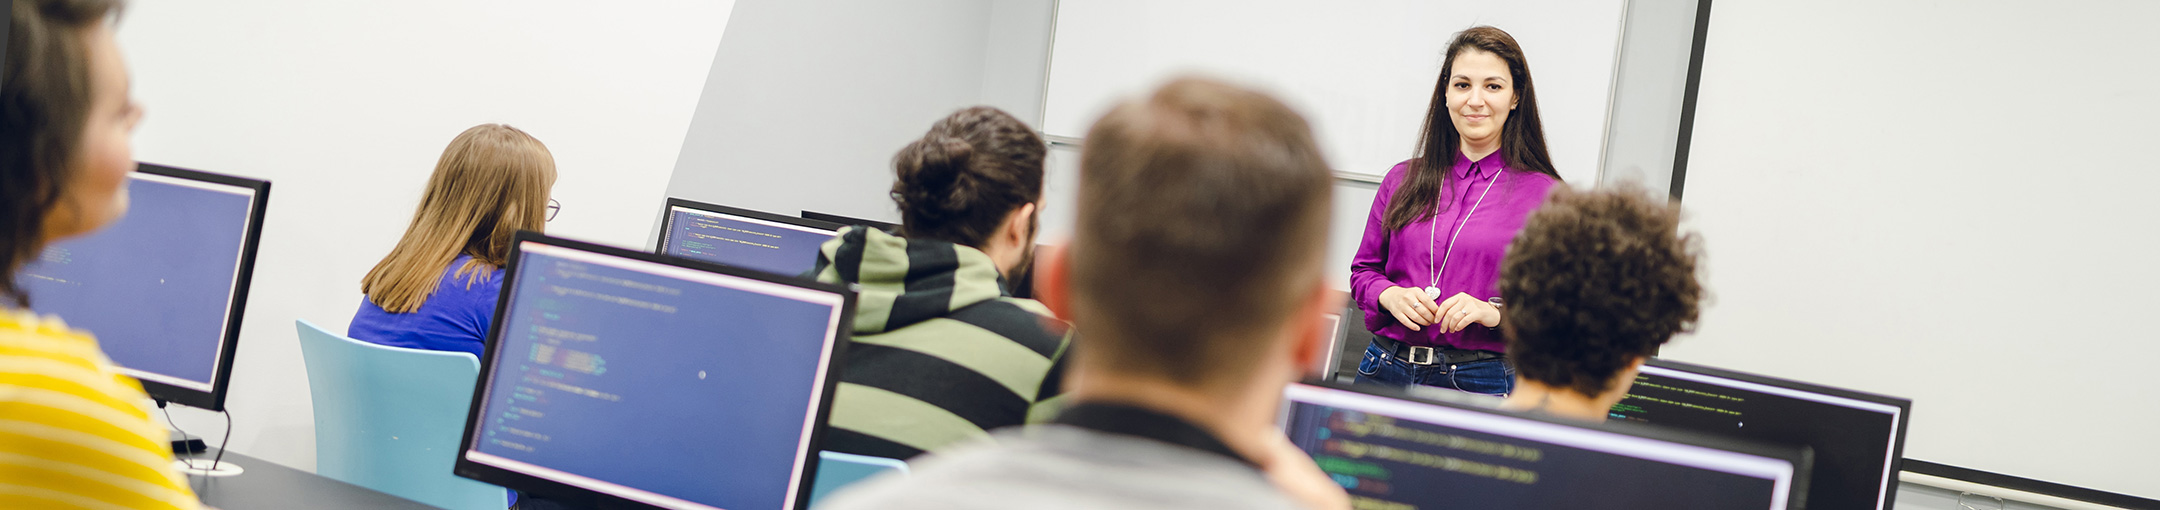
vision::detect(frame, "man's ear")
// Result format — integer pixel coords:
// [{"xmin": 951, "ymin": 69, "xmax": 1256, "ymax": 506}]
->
[
  {"xmin": 1289, "ymin": 278, "xmax": 1346, "ymax": 378},
  {"xmin": 1005, "ymin": 202, "xmax": 1037, "ymax": 247},
  {"xmin": 1036, "ymin": 243, "xmax": 1072, "ymax": 319}
]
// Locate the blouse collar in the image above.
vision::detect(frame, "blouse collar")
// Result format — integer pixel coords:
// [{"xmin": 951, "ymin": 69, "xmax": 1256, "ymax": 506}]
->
[{"xmin": 1453, "ymin": 149, "xmax": 1507, "ymax": 181}]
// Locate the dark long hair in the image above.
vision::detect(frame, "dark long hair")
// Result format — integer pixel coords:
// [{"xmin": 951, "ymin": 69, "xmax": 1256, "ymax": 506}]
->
[
  {"xmin": 890, "ymin": 106, "xmax": 1046, "ymax": 248},
  {"xmin": 1, "ymin": 0, "xmax": 124, "ymax": 307},
  {"xmin": 1383, "ymin": 26, "xmax": 1562, "ymax": 232}
]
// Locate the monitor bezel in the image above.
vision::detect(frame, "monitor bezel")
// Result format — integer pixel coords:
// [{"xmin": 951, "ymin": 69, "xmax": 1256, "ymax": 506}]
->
[
  {"xmin": 454, "ymin": 231, "xmax": 855, "ymax": 510},
  {"xmin": 798, "ymin": 210, "xmax": 899, "ymax": 233},
  {"xmin": 1640, "ymin": 357, "xmax": 1915, "ymax": 510},
  {"xmin": 1285, "ymin": 379, "xmax": 1814, "ymax": 509},
  {"xmin": 655, "ymin": 197, "xmax": 842, "ymax": 256},
  {"xmin": 127, "ymin": 163, "xmax": 270, "ymax": 412}
]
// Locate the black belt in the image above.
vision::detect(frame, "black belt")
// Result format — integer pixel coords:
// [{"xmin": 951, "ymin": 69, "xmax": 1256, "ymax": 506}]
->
[{"xmin": 1372, "ymin": 336, "xmax": 1503, "ymax": 366}]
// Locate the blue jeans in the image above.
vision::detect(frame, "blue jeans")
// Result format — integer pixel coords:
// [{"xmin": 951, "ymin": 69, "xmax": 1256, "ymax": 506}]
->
[{"xmin": 1352, "ymin": 339, "xmax": 1514, "ymax": 396}]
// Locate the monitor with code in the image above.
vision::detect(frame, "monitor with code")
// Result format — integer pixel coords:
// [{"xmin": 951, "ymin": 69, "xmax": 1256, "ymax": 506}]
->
[
  {"xmin": 1613, "ymin": 359, "xmax": 1912, "ymax": 510},
  {"xmin": 1284, "ymin": 382, "xmax": 1810, "ymax": 510},
  {"xmin": 19, "ymin": 163, "xmax": 269, "ymax": 411},
  {"xmin": 658, "ymin": 198, "xmax": 840, "ymax": 276},
  {"xmin": 456, "ymin": 233, "xmax": 853, "ymax": 510}
]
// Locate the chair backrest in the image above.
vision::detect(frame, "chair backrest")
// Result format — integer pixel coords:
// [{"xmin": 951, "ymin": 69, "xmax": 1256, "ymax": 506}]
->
[
  {"xmin": 295, "ymin": 319, "xmax": 507, "ymax": 510},
  {"xmin": 1335, "ymin": 303, "xmax": 1366, "ymax": 382},
  {"xmin": 808, "ymin": 451, "xmax": 909, "ymax": 506}
]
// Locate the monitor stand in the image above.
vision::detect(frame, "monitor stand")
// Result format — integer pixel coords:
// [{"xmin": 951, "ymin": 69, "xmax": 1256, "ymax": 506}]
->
[
  {"xmin": 169, "ymin": 431, "xmax": 243, "ymax": 477},
  {"xmin": 173, "ymin": 458, "xmax": 246, "ymax": 477}
]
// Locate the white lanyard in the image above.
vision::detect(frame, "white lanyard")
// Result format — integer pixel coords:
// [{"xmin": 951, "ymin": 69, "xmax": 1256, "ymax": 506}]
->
[{"xmin": 1425, "ymin": 167, "xmax": 1505, "ymax": 300}]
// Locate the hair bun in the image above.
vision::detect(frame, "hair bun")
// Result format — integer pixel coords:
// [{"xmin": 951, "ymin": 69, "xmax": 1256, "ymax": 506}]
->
[{"xmin": 894, "ymin": 134, "xmax": 978, "ymax": 221}]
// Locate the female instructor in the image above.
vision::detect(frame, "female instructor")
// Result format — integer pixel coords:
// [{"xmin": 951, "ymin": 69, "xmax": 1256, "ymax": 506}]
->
[{"xmin": 1351, "ymin": 26, "xmax": 1563, "ymax": 396}]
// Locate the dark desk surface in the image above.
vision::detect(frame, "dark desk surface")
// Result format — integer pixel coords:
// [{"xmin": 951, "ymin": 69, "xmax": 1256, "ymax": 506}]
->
[{"xmin": 183, "ymin": 449, "xmax": 437, "ymax": 510}]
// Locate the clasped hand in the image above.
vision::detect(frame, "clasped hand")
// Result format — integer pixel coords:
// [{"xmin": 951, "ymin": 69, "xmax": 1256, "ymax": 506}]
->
[{"xmin": 1379, "ymin": 287, "xmax": 1498, "ymax": 333}]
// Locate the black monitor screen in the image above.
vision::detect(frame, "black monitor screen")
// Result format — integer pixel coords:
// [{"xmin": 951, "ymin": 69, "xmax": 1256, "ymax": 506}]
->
[
  {"xmin": 20, "ymin": 165, "xmax": 264, "ymax": 409},
  {"xmin": 799, "ymin": 210, "xmax": 898, "ymax": 233},
  {"xmin": 1284, "ymin": 383, "xmax": 1803, "ymax": 510},
  {"xmin": 660, "ymin": 202, "xmax": 836, "ymax": 276},
  {"xmin": 459, "ymin": 235, "xmax": 850, "ymax": 510},
  {"xmin": 1613, "ymin": 360, "xmax": 1909, "ymax": 510}
]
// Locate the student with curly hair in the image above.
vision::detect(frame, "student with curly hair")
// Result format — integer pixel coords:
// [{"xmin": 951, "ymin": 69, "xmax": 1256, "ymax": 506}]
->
[
  {"xmin": 1495, "ymin": 185, "xmax": 1703, "ymax": 421},
  {"xmin": 808, "ymin": 106, "xmax": 1072, "ymax": 460}
]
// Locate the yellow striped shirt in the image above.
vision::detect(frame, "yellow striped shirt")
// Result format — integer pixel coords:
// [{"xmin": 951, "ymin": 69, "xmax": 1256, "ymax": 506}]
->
[{"xmin": 0, "ymin": 310, "xmax": 202, "ymax": 510}]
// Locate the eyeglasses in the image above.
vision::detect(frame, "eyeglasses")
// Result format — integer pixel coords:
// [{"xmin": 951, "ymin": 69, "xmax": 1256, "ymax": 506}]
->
[{"xmin": 546, "ymin": 199, "xmax": 561, "ymax": 222}]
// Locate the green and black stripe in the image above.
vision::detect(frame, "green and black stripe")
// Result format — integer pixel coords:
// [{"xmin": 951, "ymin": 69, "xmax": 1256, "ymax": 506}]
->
[{"xmin": 812, "ymin": 227, "xmax": 1072, "ymax": 460}]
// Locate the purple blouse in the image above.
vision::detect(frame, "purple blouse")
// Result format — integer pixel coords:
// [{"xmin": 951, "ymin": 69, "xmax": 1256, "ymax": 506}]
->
[{"xmin": 1351, "ymin": 152, "xmax": 1558, "ymax": 352}]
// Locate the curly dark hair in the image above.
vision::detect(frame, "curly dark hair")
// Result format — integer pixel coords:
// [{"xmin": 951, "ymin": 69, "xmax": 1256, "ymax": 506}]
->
[
  {"xmin": 1500, "ymin": 185, "xmax": 1702, "ymax": 398},
  {"xmin": 889, "ymin": 106, "xmax": 1046, "ymax": 248}
]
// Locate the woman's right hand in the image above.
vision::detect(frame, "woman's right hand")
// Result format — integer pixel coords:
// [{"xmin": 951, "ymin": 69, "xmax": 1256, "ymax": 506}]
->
[{"xmin": 1379, "ymin": 286, "xmax": 1441, "ymax": 331}]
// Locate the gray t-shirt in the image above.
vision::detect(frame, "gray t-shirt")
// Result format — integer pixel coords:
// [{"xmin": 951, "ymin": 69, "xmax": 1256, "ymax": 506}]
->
[{"xmin": 818, "ymin": 424, "xmax": 1304, "ymax": 510}]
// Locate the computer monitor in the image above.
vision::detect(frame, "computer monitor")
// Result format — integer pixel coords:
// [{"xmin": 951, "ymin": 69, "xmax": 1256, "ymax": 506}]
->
[
  {"xmin": 1612, "ymin": 358, "xmax": 1912, "ymax": 510},
  {"xmin": 657, "ymin": 198, "xmax": 841, "ymax": 276},
  {"xmin": 18, "ymin": 163, "xmax": 269, "ymax": 411},
  {"xmin": 1283, "ymin": 382, "xmax": 1811, "ymax": 510},
  {"xmin": 455, "ymin": 232, "xmax": 853, "ymax": 510},
  {"xmin": 799, "ymin": 210, "xmax": 899, "ymax": 233}
]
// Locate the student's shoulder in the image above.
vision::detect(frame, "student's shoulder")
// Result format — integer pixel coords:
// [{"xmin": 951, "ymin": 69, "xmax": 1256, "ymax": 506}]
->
[
  {"xmin": 833, "ymin": 427, "xmax": 1299, "ymax": 510},
  {"xmin": 0, "ymin": 311, "xmax": 110, "ymax": 368},
  {"xmin": 944, "ymin": 298, "xmax": 1070, "ymax": 354}
]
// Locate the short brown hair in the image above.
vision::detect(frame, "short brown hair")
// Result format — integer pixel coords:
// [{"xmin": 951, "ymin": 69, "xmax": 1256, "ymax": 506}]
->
[
  {"xmin": 890, "ymin": 106, "xmax": 1045, "ymax": 248},
  {"xmin": 1, "ymin": 0, "xmax": 123, "ymax": 307},
  {"xmin": 1070, "ymin": 77, "xmax": 1333, "ymax": 386},
  {"xmin": 1500, "ymin": 185, "xmax": 1702, "ymax": 397}
]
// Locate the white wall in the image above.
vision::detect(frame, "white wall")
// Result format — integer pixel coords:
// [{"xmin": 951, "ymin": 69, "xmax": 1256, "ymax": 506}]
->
[
  {"xmin": 1668, "ymin": 0, "xmax": 2160, "ymax": 500},
  {"xmin": 117, "ymin": 0, "xmax": 735, "ymax": 471},
  {"xmin": 664, "ymin": 0, "xmax": 1056, "ymax": 230}
]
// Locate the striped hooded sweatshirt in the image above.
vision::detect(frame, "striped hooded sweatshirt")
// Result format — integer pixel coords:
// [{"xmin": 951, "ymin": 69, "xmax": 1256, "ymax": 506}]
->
[{"xmin": 812, "ymin": 227, "xmax": 1072, "ymax": 460}]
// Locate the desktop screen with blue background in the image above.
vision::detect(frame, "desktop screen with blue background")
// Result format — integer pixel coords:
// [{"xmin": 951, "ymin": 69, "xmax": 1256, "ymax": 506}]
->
[
  {"xmin": 663, "ymin": 207, "xmax": 833, "ymax": 276},
  {"xmin": 1285, "ymin": 385, "xmax": 1793, "ymax": 510},
  {"xmin": 469, "ymin": 243, "xmax": 842, "ymax": 510},
  {"xmin": 20, "ymin": 172, "xmax": 255, "ymax": 390}
]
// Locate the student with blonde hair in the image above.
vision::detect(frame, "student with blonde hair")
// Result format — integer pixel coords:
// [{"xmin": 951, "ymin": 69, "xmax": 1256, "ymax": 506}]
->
[
  {"xmin": 349, "ymin": 124, "xmax": 557, "ymax": 359},
  {"xmin": 1, "ymin": 0, "xmax": 205, "ymax": 507}
]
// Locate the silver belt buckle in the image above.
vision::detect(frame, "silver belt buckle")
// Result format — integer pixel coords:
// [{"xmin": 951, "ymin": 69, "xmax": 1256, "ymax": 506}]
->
[{"xmin": 1406, "ymin": 345, "xmax": 1436, "ymax": 365}]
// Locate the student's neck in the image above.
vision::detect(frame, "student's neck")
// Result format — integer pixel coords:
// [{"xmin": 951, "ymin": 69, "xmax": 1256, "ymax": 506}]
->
[
  {"xmin": 1499, "ymin": 381, "xmax": 1612, "ymax": 422},
  {"xmin": 976, "ymin": 242, "xmax": 1016, "ymax": 280},
  {"xmin": 1069, "ymin": 373, "xmax": 1270, "ymax": 459},
  {"xmin": 1460, "ymin": 138, "xmax": 1501, "ymax": 162}
]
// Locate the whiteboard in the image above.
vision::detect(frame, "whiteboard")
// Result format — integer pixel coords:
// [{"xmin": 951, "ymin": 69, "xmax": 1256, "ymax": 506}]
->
[
  {"xmin": 1668, "ymin": 0, "xmax": 2160, "ymax": 499},
  {"xmin": 1044, "ymin": 0, "xmax": 1628, "ymax": 183}
]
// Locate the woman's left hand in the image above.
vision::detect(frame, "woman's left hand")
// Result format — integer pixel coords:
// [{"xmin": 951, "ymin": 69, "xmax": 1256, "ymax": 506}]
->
[{"xmin": 1435, "ymin": 293, "xmax": 1500, "ymax": 333}]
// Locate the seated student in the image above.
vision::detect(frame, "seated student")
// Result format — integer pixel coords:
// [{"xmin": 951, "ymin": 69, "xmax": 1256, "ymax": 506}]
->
[
  {"xmin": 0, "ymin": 1, "xmax": 205, "ymax": 508},
  {"xmin": 350, "ymin": 124, "xmax": 556, "ymax": 359},
  {"xmin": 810, "ymin": 106, "xmax": 1072, "ymax": 460},
  {"xmin": 1494, "ymin": 185, "xmax": 1703, "ymax": 421},
  {"xmin": 821, "ymin": 78, "xmax": 1350, "ymax": 510}
]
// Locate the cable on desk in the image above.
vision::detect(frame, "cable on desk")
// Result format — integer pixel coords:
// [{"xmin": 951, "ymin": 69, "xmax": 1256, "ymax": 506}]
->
[{"xmin": 158, "ymin": 401, "xmax": 234, "ymax": 471}]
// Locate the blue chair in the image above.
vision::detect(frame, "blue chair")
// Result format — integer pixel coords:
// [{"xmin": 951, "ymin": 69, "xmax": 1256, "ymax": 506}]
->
[
  {"xmin": 809, "ymin": 451, "xmax": 909, "ymax": 506},
  {"xmin": 295, "ymin": 319, "xmax": 508, "ymax": 510}
]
